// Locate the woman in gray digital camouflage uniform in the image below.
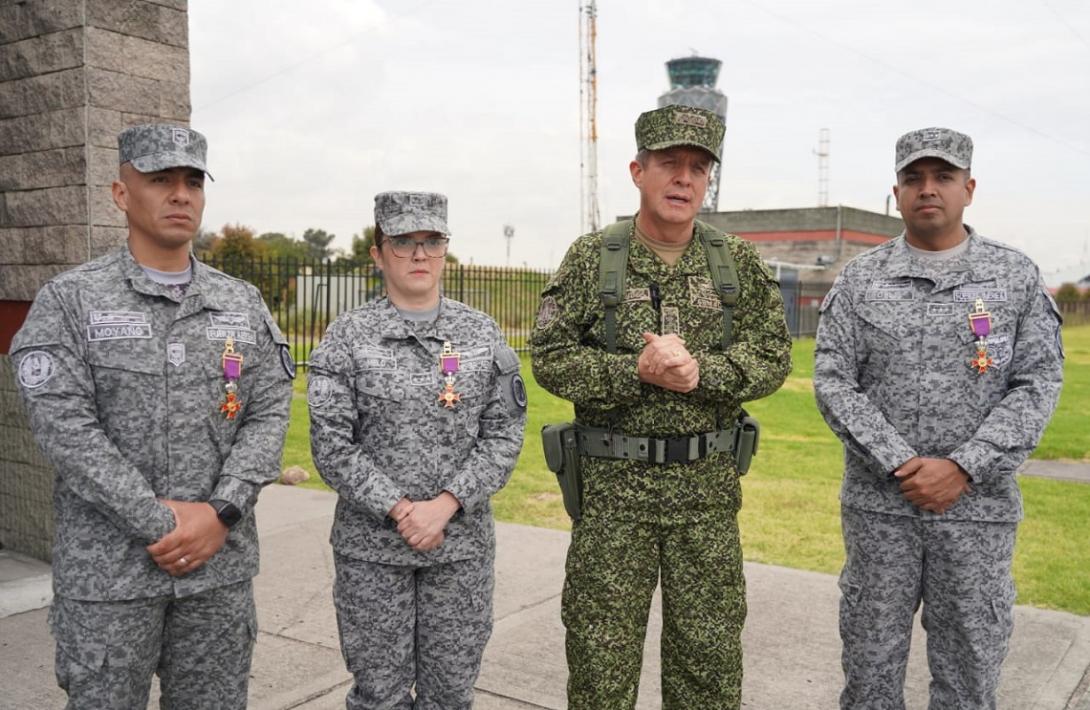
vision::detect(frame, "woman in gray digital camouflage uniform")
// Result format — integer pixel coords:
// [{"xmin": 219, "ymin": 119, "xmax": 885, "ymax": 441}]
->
[{"xmin": 307, "ymin": 191, "xmax": 527, "ymax": 709}]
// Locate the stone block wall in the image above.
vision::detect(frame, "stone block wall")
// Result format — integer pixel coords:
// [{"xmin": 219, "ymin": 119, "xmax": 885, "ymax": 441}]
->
[{"xmin": 0, "ymin": 0, "xmax": 190, "ymax": 560}]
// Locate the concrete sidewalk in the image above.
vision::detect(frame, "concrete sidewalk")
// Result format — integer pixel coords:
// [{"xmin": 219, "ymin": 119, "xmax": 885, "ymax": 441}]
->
[{"xmin": 2, "ymin": 484, "xmax": 1089, "ymax": 709}]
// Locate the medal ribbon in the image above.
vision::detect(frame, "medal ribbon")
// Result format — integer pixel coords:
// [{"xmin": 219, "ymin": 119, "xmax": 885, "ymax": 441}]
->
[
  {"xmin": 968, "ymin": 298, "xmax": 993, "ymax": 374},
  {"xmin": 438, "ymin": 341, "xmax": 462, "ymax": 408},
  {"xmin": 220, "ymin": 336, "xmax": 245, "ymax": 419}
]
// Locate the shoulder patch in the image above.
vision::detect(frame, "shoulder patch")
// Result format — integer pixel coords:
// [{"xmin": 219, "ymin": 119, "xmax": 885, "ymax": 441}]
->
[
  {"xmin": 307, "ymin": 375, "xmax": 334, "ymax": 407},
  {"xmin": 511, "ymin": 374, "xmax": 528, "ymax": 409},
  {"xmin": 18, "ymin": 351, "xmax": 56, "ymax": 389},
  {"xmin": 279, "ymin": 345, "xmax": 296, "ymax": 380},
  {"xmin": 819, "ymin": 289, "xmax": 837, "ymax": 313},
  {"xmin": 536, "ymin": 296, "xmax": 560, "ymax": 329}
]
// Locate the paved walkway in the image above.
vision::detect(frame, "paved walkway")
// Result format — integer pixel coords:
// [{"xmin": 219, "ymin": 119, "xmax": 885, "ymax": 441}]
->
[
  {"xmin": 2, "ymin": 483, "xmax": 1089, "ymax": 709},
  {"xmin": 1019, "ymin": 459, "xmax": 1090, "ymax": 485}
]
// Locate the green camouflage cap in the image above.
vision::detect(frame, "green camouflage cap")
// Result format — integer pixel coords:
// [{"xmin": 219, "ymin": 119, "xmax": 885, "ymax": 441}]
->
[
  {"xmin": 118, "ymin": 123, "xmax": 213, "ymax": 180},
  {"xmin": 895, "ymin": 127, "xmax": 972, "ymax": 172},
  {"xmin": 374, "ymin": 191, "xmax": 450, "ymax": 236},
  {"xmin": 635, "ymin": 105, "xmax": 724, "ymax": 162}
]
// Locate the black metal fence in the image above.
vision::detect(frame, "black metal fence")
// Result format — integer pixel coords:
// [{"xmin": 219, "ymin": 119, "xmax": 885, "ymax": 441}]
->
[
  {"xmin": 199, "ymin": 255, "xmax": 553, "ymax": 364},
  {"xmin": 200, "ymin": 255, "xmax": 897, "ymax": 366},
  {"xmin": 1059, "ymin": 301, "xmax": 1090, "ymax": 326}
]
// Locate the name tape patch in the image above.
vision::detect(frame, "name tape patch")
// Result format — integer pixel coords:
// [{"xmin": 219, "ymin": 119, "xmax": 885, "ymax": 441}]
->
[
  {"xmin": 206, "ymin": 327, "xmax": 256, "ymax": 344},
  {"xmin": 865, "ymin": 289, "xmax": 914, "ymax": 302},
  {"xmin": 87, "ymin": 323, "xmax": 153, "ymax": 341},
  {"xmin": 926, "ymin": 303, "xmax": 958, "ymax": 317},
  {"xmin": 954, "ymin": 288, "xmax": 1007, "ymax": 303}
]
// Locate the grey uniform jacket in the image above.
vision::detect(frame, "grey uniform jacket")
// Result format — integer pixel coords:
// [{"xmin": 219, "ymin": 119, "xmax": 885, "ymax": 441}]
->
[
  {"xmin": 308, "ymin": 298, "xmax": 526, "ymax": 566},
  {"xmin": 814, "ymin": 229, "xmax": 1064, "ymax": 522},
  {"xmin": 11, "ymin": 249, "xmax": 293, "ymax": 601}
]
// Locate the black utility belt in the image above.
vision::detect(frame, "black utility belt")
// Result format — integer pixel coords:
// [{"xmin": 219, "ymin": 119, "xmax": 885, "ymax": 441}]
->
[{"xmin": 575, "ymin": 426, "xmax": 737, "ymax": 466}]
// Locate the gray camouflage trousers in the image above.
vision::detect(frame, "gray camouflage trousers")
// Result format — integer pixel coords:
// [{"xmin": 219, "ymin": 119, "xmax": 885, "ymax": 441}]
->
[
  {"xmin": 333, "ymin": 552, "xmax": 494, "ymax": 710},
  {"xmin": 839, "ymin": 507, "xmax": 1017, "ymax": 710},
  {"xmin": 49, "ymin": 580, "xmax": 256, "ymax": 710}
]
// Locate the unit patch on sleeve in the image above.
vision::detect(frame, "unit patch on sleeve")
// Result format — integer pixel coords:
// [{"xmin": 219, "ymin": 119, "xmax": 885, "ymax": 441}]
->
[{"xmin": 18, "ymin": 351, "xmax": 56, "ymax": 389}]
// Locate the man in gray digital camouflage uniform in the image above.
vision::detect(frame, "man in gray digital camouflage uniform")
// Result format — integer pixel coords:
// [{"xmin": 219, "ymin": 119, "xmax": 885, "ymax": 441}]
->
[
  {"xmin": 11, "ymin": 124, "xmax": 293, "ymax": 709},
  {"xmin": 308, "ymin": 191, "xmax": 526, "ymax": 709},
  {"xmin": 814, "ymin": 127, "xmax": 1064, "ymax": 710}
]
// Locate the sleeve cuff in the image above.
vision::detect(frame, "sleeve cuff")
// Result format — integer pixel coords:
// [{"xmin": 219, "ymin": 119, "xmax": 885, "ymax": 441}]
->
[
  {"xmin": 948, "ymin": 442, "xmax": 986, "ymax": 484},
  {"xmin": 875, "ymin": 441, "xmax": 918, "ymax": 477},
  {"xmin": 212, "ymin": 476, "xmax": 261, "ymax": 516},
  {"xmin": 610, "ymin": 355, "xmax": 642, "ymax": 402},
  {"xmin": 363, "ymin": 482, "xmax": 403, "ymax": 520},
  {"xmin": 142, "ymin": 500, "xmax": 176, "ymax": 543}
]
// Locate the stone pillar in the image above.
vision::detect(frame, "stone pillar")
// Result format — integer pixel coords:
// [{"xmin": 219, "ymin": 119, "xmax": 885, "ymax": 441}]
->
[{"xmin": 0, "ymin": 0, "xmax": 190, "ymax": 560}]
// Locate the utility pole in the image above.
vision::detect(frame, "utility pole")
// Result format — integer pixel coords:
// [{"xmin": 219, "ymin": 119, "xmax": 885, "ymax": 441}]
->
[
  {"xmin": 815, "ymin": 128, "xmax": 830, "ymax": 207},
  {"xmin": 579, "ymin": 1, "xmax": 600, "ymax": 233}
]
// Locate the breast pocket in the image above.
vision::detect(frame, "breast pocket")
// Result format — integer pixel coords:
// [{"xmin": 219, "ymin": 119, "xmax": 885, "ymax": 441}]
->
[
  {"xmin": 353, "ymin": 368, "xmax": 410, "ymax": 441},
  {"xmin": 86, "ymin": 342, "xmax": 163, "ymax": 449},
  {"xmin": 453, "ymin": 351, "xmax": 494, "ymax": 439},
  {"xmin": 855, "ymin": 303, "xmax": 909, "ymax": 381}
]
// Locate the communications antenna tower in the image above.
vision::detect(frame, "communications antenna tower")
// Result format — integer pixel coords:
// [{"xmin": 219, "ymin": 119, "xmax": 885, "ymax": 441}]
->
[
  {"xmin": 815, "ymin": 128, "xmax": 830, "ymax": 206},
  {"xmin": 658, "ymin": 55, "xmax": 728, "ymax": 212},
  {"xmin": 579, "ymin": 1, "xmax": 600, "ymax": 233}
]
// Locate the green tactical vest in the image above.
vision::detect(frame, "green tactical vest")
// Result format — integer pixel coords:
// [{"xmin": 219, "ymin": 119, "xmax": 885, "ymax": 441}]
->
[{"xmin": 598, "ymin": 219, "xmax": 740, "ymax": 353}]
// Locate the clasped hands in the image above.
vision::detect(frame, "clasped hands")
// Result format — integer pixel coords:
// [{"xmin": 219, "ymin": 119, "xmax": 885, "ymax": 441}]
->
[
  {"xmin": 146, "ymin": 500, "xmax": 229, "ymax": 577},
  {"xmin": 389, "ymin": 491, "xmax": 462, "ymax": 552},
  {"xmin": 894, "ymin": 457, "xmax": 972, "ymax": 514},
  {"xmin": 637, "ymin": 332, "xmax": 699, "ymax": 393}
]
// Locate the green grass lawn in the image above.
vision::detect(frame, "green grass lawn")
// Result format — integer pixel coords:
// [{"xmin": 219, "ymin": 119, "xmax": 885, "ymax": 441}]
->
[{"xmin": 279, "ymin": 325, "xmax": 1090, "ymax": 615}]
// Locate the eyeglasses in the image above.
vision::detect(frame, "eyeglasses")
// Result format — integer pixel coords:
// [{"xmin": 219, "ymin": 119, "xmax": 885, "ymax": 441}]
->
[{"xmin": 383, "ymin": 235, "xmax": 450, "ymax": 258}]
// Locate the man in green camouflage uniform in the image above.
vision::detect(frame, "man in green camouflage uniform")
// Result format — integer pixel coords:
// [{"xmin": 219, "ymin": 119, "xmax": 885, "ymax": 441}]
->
[{"xmin": 530, "ymin": 106, "xmax": 792, "ymax": 709}]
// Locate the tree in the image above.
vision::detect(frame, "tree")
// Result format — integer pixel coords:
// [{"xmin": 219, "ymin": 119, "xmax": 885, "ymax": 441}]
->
[
  {"xmin": 193, "ymin": 228, "xmax": 218, "ymax": 255},
  {"xmin": 211, "ymin": 223, "xmax": 264, "ymax": 262},
  {"xmin": 351, "ymin": 226, "xmax": 377, "ymax": 264},
  {"xmin": 302, "ymin": 228, "xmax": 336, "ymax": 260},
  {"xmin": 258, "ymin": 232, "xmax": 308, "ymax": 262},
  {"xmin": 1055, "ymin": 283, "xmax": 1081, "ymax": 303}
]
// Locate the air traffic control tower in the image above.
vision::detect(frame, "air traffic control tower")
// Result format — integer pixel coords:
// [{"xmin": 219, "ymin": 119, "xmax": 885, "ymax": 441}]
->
[{"xmin": 657, "ymin": 56, "xmax": 728, "ymax": 212}]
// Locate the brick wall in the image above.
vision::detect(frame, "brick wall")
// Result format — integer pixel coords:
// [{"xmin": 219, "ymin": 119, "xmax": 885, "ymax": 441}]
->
[{"xmin": 0, "ymin": 0, "xmax": 190, "ymax": 560}]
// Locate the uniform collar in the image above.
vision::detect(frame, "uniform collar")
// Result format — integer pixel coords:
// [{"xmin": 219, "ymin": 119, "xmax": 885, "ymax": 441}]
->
[
  {"xmin": 626, "ymin": 214, "xmax": 707, "ymax": 279},
  {"xmin": 376, "ymin": 297, "xmax": 458, "ymax": 343},
  {"xmin": 120, "ymin": 247, "xmax": 229, "ymax": 313},
  {"xmin": 883, "ymin": 225, "xmax": 988, "ymax": 292}
]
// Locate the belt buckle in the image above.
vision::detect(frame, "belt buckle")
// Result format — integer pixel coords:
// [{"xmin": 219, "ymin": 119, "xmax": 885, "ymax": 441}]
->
[{"xmin": 662, "ymin": 436, "xmax": 690, "ymax": 465}]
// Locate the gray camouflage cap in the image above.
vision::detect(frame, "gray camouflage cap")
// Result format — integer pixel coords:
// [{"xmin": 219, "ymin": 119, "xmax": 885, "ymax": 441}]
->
[
  {"xmin": 635, "ymin": 105, "xmax": 725, "ymax": 162},
  {"xmin": 374, "ymin": 191, "xmax": 450, "ymax": 236},
  {"xmin": 895, "ymin": 127, "xmax": 972, "ymax": 173},
  {"xmin": 118, "ymin": 123, "xmax": 213, "ymax": 180}
]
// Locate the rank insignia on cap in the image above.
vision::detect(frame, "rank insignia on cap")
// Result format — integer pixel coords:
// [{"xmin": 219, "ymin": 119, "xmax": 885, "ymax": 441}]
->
[
  {"xmin": 674, "ymin": 111, "xmax": 708, "ymax": 128},
  {"xmin": 172, "ymin": 128, "xmax": 190, "ymax": 146}
]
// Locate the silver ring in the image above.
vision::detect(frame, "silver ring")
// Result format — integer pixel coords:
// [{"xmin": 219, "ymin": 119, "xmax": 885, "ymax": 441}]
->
[{"xmin": 180, "ymin": 556, "xmax": 189, "ymax": 565}]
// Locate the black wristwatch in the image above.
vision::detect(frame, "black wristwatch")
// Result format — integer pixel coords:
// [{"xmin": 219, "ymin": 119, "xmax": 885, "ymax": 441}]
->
[{"xmin": 209, "ymin": 499, "xmax": 243, "ymax": 528}]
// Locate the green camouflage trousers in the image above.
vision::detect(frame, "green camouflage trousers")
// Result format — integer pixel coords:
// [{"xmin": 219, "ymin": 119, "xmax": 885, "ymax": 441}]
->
[{"xmin": 562, "ymin": 514, "xmax": 746, "ymax": 710}]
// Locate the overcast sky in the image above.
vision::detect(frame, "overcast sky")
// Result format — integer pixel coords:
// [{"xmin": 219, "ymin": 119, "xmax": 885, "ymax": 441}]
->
[{"xmin": 189, "ymin": 0, "xmax": 1090, "ymax": 280}]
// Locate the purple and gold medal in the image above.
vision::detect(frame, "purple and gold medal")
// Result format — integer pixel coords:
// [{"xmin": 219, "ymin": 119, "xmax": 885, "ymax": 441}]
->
[
  {"xmin": 968, "ymin": 298, "xmax": 993, "ymax": 374},
  {"xmin": 220, "ymin": 336, "xmax": 244, "ymax": 419},
  {"xmin": 437, "ymin": 341, "xmax": 461, "ymax": 409}
]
